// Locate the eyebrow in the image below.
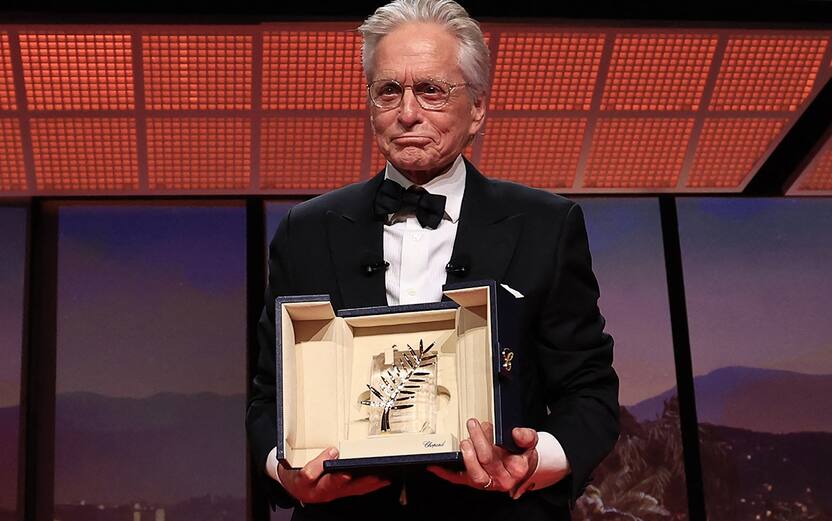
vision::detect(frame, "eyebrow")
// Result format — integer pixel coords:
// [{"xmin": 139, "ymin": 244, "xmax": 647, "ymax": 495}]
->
[{"xmin": 370, "ymin": 76, "xmax": 454, "ymax": 84}]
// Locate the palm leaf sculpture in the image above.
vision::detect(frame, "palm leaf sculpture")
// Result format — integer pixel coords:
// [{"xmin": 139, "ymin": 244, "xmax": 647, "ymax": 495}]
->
[{"xmin": 360, "ymin": 339, "xmax": 437, "ymax": 432}]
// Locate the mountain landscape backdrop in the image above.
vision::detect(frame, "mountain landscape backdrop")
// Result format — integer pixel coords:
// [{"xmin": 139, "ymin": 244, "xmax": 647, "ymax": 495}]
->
[{"xmin": 630, "ymin": 366, "xmax": 832, "ymax": 433}]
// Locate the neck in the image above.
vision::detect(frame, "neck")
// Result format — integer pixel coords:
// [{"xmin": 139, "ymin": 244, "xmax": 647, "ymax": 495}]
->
[{"xmin": 396, "ymin": 159, "xmax": 457, "ymax": 186}]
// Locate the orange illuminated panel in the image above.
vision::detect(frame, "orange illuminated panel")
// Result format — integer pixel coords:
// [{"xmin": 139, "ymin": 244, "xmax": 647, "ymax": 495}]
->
[
  {"xmin": 0, "ymin": 33, "xmax": 17, "ymax": 110},
  {"xmin": 370, "ymin": 142, "xmax": 386, "ymax": 175},
  {"xmin": 584, "ymin": 118, "xmax": 694, "ymax": 188},
  {"xmin": 263, "ymin": 32, "xmax": 365, "ymax": 110},
  {"xmin": 0, "ymin": 119, "xmax": 25, "ymax": 190},
  {"xmin": 796, "ymin": 141, "xmax": 832, "ymax": 191},
  {"xmin": 20, "ymin": 33, "xmax": 134, "ymax": 111},
  {"xmin": 479, "ymin": 117, "xmax": 586, "ymax": 188},
  {"xmin": 490, "ymin": 33, "xmax": 604, "ymax": 111},
  {"xmin": 31, "ymin": 118, "xmax": 138, "ymax": 191},
  {"xmin": 369, "ymin": 142, "xmax": 474, "ymax": 176},
  {"xmin": 147, "ymin": 118, "xmax": 251, "ymax": 190},
  {"xmin": 260, "ymin": 117, "xmax": 364, "ymax": 190},
  {"xmin": 710, "ymin": 36, "xmax": 828, "ymax": 111},
  {"xmin": 688, "ymin": 118, "xmax": 787, "ymax": 188},
  {"xmin": 143, "ymin": 34, "xmax": 252, "ymax": 110},
  {"xmin": 602, "ymin": 34, "xmax": 717, "ymax": 111}
]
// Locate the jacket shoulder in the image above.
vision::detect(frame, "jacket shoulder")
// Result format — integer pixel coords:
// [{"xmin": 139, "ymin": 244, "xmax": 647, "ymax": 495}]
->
[
  {"xmin": 487, "ymin": 177, "xmax": 576, "ymax": 216},
  {"xmin": 288, "ymin": 177, "xmax": 375, "ymax": 223}
]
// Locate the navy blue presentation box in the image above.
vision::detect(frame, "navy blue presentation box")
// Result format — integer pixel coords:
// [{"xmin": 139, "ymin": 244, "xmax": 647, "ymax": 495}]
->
[{"xmin": 274, "ymin": 280, "xmax": 524, "ymax": 473}]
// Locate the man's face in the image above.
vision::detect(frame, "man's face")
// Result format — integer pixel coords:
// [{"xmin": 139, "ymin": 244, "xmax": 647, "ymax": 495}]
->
[{"xmin": 369, "ymin": 23, "xmax": 485, "ymax": 181}]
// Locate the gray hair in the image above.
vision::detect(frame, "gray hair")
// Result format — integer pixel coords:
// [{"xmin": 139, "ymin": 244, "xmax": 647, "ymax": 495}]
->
[{"xmin": 357, "ymin": 0, "xmax": 490, "ymax": 100}]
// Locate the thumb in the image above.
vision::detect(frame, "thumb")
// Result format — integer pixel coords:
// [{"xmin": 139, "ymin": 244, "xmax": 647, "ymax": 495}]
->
[
  {"xmin": 298, "ymin": 447, "xmax": 338, "ymax": 485},
  {"xmin": 512, "ymin": 428, "xmax": 538, "ymax": 450}
]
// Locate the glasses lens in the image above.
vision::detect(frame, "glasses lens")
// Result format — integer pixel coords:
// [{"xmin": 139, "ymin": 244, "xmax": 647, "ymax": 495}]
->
[
  {"xmin": 413, "ymin": 81, "xmax": 450, "ymax": 108},
  {"xmin": 370, "ymin": 80, "xmax": 403, "ymax": 108}
]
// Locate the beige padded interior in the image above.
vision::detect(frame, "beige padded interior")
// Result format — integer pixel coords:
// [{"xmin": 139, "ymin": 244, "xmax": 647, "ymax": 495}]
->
[{"xmin": 280, "ymin": 287, "xmax": 495, "ymax": 469}]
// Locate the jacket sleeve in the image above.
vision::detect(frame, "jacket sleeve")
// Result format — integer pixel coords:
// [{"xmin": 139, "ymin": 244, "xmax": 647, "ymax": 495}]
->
[
  {"xmin": 245, "ymin": 208, "xmax": 301, "ymax": 510},
  {"xmin": 535, "ymin": 202, "xmax": 620, "ymax": 506}
]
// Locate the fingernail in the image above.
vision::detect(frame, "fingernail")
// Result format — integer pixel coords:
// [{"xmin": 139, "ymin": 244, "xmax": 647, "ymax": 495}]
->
[
  {"xmin": 339, "ymin": 473, "xmax": 351, "ymax": 481},
  {"xmin": 328, "ymin": 448, "xmax": 338, "ymax": 458},
  {"xmin": 467, "ymin": 419, "xmax": 477, "ymax": 429}
]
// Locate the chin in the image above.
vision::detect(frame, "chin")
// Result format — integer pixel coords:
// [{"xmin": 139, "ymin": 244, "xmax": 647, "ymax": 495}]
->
[{"xmin": 390, "ymin": 151, "xmax": 434, "ymax": 170}]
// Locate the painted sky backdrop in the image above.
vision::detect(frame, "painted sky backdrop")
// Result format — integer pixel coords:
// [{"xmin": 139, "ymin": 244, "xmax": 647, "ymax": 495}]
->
[
  {"xmin": 678, "ymin": 198, "xmax": 832, "ymax": 377},
  {"xmin": 56, "ymin": 205, "xmax": 247, "ymax": 398},
  {"xmin": 52, "ymin": 204, "xmax": 249, "ymax": 508},
  {"xmin": 0, "ymin": 207, "xmax": 25, "ymax": 409},
  {"xmin": 0, "ymin": 206, "xmax": 25, "ymax": 512},
  {"xmin": 576, "ymin": 198, "xmax": 675, "ymax": 406}
]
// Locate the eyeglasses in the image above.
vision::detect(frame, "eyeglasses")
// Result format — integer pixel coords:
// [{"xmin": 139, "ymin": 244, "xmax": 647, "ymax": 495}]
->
[{"xmin": 367, "ymin": 78, "xmax": 468, "ymax": 111}]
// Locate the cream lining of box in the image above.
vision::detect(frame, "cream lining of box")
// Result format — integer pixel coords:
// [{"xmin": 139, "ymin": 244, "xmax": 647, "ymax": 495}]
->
[{"xmin": 279, "ymin": 287, "xmax": 495, "ymax": 468}]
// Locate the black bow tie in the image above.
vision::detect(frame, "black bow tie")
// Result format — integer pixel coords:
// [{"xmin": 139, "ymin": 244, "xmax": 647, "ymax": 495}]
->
[{"xmin": 374, "ymin": 178, "xmax": 447, "ymax": 230}]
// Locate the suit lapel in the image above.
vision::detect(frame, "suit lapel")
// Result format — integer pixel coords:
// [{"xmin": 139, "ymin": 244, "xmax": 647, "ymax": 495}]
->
[
  {"xmin": 325, "ymin": 172, "xmax": 388, "ymax": 310},
  {"xmin": 446, "ymin": 160, "xmax": 523, "ymax": 286}
]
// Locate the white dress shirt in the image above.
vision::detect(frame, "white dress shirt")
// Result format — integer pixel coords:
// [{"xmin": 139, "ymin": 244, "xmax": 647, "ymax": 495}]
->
[{"xmin": 267, "ymin": 155, "xmax": 570, "ymax": 497}]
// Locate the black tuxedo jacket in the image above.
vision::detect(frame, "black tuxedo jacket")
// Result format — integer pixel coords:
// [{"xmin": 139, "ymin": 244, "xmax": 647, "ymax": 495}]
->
[{"xmin": 246, "ymin": 160, "xmax": 619, "ymax": 521}]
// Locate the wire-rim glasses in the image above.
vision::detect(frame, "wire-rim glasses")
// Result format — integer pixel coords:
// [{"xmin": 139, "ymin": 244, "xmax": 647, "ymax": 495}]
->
[{"xmin": 367, "ymin": 78, "xmax": 468, "ymax": 111}]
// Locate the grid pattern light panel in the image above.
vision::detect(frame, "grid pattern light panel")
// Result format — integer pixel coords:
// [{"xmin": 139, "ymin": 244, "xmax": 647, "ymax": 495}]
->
[
  {"xmin": 709, "ymin": 36, "xmax": 828, "ymax": 112},
  {"xmin": 260, "ymin": 117, "xmax": 364, "ymax": 190},
  {"xmin": 794, "ymin": 137, "xmax": 832, "ymax": 192},
  {"xmin": 584, "ymin": 118, "xmax": 694, "ymax": 188},
  {"xmin": 0, "ymin": 118, "xmax": 25, "ymax": 190},
  {"xmin": 147, "ymin": 118, "xmax": 251, "ymax": 190},
  {"xmin": 0, "ymin": 33, "xmax": 16, "ymax": 110},
  {"xmin": 490, "ymin": 33, "xmax": 605, "ymax": 111},
  {"xmin": 20, "ymin": 33, "xmax": 134, "ymax": 111},
  {"xmin": 370, "ymin": 142, "xmax": 385, "ymax": 175},
  {"xmin": 479, "ymin": 117, "xmax": 586, "ymax": 188},
  {"xmin": 601, "ymin": 34, "xmax": 718, "ymax": 111},
  {"xmin": 31, "ymin": 118, "xmax": 138, "ymax": 191},
  {"xmin": 795, "ymin": 140, "xmax": 832, "ymax": 192},
  {"xmin": 369, "ymin": 142, "xmax": 475, "ymax": 175},
  {"xmin": 142, "ymin": 34, "xmax": 252, "ymax": 110},
  {"xmin": 687, "ymin": 118, "xmax": 787, "ymax": 188},
  {"xmin": 263, "ymin": 32, "xmax": 365, "ymax": 110}
]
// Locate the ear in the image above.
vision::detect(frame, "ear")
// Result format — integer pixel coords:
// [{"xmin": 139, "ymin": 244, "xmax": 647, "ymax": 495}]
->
[
  {"xmin": 468, "ymin": 95, "xmax": 486, "ymax": 136},
  {"xmin": 369, "ymin": 110, "xmax": 377, "ymax": 135}
]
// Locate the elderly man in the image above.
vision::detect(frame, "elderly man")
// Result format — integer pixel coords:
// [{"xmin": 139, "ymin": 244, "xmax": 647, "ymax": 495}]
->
[{"xmin": 246, "ymin": 1, "xmax": 619, "ymax": 519}]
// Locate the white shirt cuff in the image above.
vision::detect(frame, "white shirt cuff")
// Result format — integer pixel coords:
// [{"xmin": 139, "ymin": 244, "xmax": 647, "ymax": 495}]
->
[
  {"xmin": 511, "ymin": 431, "xmax": 570, "ymax": 499},
  {"xmin": 266, "ymin": 446, "xmax": 282, "ymax": 485}
]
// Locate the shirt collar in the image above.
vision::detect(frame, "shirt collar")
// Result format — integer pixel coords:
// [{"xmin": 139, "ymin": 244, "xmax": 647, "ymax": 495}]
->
[{"xmin": 383, "ymin": 155, "xmax": 466, "ymax": 223}]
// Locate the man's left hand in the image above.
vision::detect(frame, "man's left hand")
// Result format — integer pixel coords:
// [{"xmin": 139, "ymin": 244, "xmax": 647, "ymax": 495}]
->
[{"xmin": 427, "ymin": 418, "xmax": 538, "ymax": 495}]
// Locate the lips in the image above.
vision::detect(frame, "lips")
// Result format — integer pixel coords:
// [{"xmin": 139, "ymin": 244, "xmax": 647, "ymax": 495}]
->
[{"xmin": 392, "ymin": 135, "xmax": 432, "ymax": 146}]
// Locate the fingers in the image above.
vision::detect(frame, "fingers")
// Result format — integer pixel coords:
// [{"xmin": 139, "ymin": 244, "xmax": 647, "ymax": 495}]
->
[
  {"xmin": 297, "ymin": 447, "xmax": 338, "ymax": 486},
  {"xmin": 345, "ymin": 475, "xmax": 392, "ymax": 495},
  {"xmin": 503, "ymin": 453, "xmax": 532, "ymax": 482},
  {"xmin": 319, "ymin": 474, "xmax": 391, "ymax": 500},
  {"xmin": 460, "ymin": 438, "xmax": 494, "ymax": 489},
  {"xmin": 512, "ymin": 427, "xmax": 538, "ymax": 450},
  {"xmin": 426, "ymin": 465, "xmax": 468, "ymax": 486},
  {"xmin": 467, "ymin": 419, "xmax": 494, "ymax": 463},
  {"xmin": 467, "ymin": 419, "xmax": 513, "ymax": 490}
]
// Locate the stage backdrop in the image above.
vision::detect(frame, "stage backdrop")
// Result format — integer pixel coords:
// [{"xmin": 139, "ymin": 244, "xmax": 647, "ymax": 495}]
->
[
  {"xmin": 679, "ymin": 198, "xmax": 832, "ymax": 521},
  {"xmin": 0, "ymin": 207, "xmax": 26, "ymax": 521},
  {"xmin": 53, "ymin": 204, "xmax": 248, "ymax": 521}
]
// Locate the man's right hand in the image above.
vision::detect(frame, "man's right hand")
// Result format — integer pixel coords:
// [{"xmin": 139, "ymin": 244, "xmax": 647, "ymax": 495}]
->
[{"xmin": 276, "ymin": 447, "xmax": 392, "ymax": 504}]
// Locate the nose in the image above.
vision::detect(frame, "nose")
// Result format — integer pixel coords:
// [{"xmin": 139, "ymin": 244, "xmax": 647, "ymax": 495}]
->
[{"xmin": 397, "ymin": 87, "xmax": 423, "ymax": 127}]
